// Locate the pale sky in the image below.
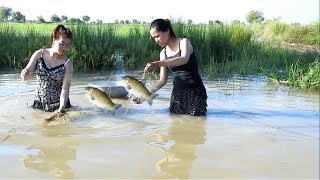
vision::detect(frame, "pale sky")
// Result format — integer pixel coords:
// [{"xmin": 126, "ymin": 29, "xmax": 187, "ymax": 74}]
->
[{"xmin": 1, "ymin": 0, "xmax": 319, "ymax": 24}]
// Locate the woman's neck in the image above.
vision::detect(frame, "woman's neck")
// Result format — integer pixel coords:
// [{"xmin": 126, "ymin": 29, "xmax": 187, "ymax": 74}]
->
[
  {"xmin": 167, "ymin": 38, "xmax": 177, "ymax": 51},
  {"xmin": 49, "ymin": 48, "xmax": 65, "ymax": 60}
]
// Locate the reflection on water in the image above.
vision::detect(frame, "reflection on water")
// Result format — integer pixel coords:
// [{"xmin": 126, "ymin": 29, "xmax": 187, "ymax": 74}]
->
[
  {"xmin": 24, "ymin": 142, "xmax": 76, "ymax": 179},
  {"xmin": 155, "ymin": 116, "xmax": 207, "ymax": 179},
  {"xmin": 23, "ymin": 126, "xmax": 78, "ymax": 179}
]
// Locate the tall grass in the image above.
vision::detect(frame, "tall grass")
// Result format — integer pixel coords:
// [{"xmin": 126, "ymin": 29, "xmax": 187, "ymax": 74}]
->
[
  {"xmin": 250, "ymin": 21, "xmax": 320, "ymax": 45},
  {"xmin": 0, "ymin": 22, "xmax": 319, "ymax": 91},
  {"xmin": 0, "ymin": 23, "xmax": 48, "ymax": 69}
]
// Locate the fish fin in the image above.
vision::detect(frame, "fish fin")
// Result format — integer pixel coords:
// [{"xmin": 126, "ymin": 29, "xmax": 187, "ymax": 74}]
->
[
  {"xmin": 111, "ymin": 104, "xmax": 122, "ymax": 116},
  {"xmin": 147, "ymin": 93, "xmax": 159, "ymax": 106},
  {"xmin": 90, "ymin": 95, "xmax": 95, "ymax": 100},
  {"xmin": 139, "ymin": 79, "xmax": 146, "ymax": 85}
]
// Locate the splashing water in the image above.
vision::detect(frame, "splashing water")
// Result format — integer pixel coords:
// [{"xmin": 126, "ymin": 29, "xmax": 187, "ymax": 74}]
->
[{"xmin": 113, "ymin": 50, "xmax": 126, "ymax": 76}]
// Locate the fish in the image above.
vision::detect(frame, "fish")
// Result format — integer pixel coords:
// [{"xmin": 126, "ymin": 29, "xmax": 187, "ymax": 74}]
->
[
  {"xmin": 121, "ymin": 75, "xmax": 158, "ymax": 106},
  {"xmin": 84, "ymin": 87, "xmax": 122, "ymax": 116}
]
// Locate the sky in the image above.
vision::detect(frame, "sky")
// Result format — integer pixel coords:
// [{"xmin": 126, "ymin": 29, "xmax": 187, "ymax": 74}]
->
[{"xmin": 1, "ymin": 0, "xmax": 319, "ymax": 24}]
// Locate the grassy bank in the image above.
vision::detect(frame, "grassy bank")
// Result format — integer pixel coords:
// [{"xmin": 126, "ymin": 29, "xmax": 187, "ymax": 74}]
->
[{"xmin": 0, "ymin": 22, "xmax": 319, "ymax": 91}]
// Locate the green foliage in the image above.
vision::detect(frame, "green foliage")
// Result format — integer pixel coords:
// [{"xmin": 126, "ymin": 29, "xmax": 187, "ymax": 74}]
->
[
  {"xmin": 0, "ymin": 6, "xmax": 12, "ymax": 22},
  {"xmin": 51, "ymin": 14, "xmax": 61, "ymax": 23},
  {"xmin": 284, "ymin": 23, "xmax": 320, "ymax": 45},
  {"xmin": 82, "ymin": 15, "xmax": 90, "ymax": 23},
  {"xmin": 11, "ymin": 11, "xmax": 25, "ymax": 23},
  {"xmin": 246, "ymin": 10, "xmax": 265, "ymax": 24},
  {"xmin": 0, "ymin": 22, "xmax": 319, "ymax": 91}
]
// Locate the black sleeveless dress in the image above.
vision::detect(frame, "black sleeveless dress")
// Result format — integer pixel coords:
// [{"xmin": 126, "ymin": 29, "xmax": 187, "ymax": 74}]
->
[
  {"xmin": 32, "ymin": 49, "xmax": 71, "ymax": 112},
  {"xmin": 164, "ymin": 41, "xmax": 207, "ymax": 116}
]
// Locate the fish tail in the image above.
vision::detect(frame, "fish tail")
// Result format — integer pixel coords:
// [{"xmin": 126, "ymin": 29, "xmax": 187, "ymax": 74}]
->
[
  {"xmin": 111, "ymin": 104, "xmax": 122, "ymax": 116},
  {"xmin": 147, "ymin": 93, "xmax": 159, "ymax": 106}
]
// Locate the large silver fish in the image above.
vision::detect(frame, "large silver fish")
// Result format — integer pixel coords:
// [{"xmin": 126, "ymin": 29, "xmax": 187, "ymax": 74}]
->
[
  {"xmin": 121, "ymin": 75, "xmax": 158, "ymax": 106},
  {"xmin": 85, "ymin": 87, "xmax": 122, "ymax": 115}
]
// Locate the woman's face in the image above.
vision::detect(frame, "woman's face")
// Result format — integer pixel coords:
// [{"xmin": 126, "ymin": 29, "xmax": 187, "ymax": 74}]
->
[
  {"xmin": 52, "ymin": 36, "xmax": 72, "ymax": 56},
  {"xmin": 150, "ymin": 28, "xmax": 169, "ymax": 47}
]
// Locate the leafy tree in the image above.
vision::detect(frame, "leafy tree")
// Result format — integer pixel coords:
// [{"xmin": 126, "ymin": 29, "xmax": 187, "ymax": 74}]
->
[
  {"xmin": 61, "ymin": 15, "xmax": 68, "ymax": 22},
  {"xmin": 0, "ymin": 6, "xmax": 12, "ymax": 21},
  {"xmin": 214, "ymin": 20, "xmax": 222, "ymax": 25},
  {"xmin": 246, "ymin": 10, "xmax": 264, "ymax": 24},
  {"xmin": 187, "ymin": 19, "xmax": 193, "ymax": 25},
  {"xmin": 208, "ymin": 20, "xmax": 214, "ymax": 25},
  {"xmin": 37, "ymin": 16, "xmax": 46, "ymax": 23},
  {"xmin": 114, "ymin": 20, "xmax": 119, "ymax": 24},
  {"xmin": 132, "ymin": 19, "xmax": 139, "ymax": 24},
  {"xmin": 96, "ymin": 19, "xmax": 103, "ymax": 24},
  {"xmin": 69, "ymin": 18, "xmax": 82, "ymax": 23},
  {"xmin": 51, "ymin": 14, "xmax": 61, "ymax": 23},
  {"xmin": 12, "ymin": 11, "xmax": 26, "ymax": 23},
  {"xmin": 82, "ymin": 15, "xmax": 90, "ymax": 23}
]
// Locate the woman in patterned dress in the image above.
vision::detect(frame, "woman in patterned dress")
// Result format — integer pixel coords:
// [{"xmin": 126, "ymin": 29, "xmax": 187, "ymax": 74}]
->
[
  {"xmin": 20, "ymin": 24, "xmax": 73, "ymax": 113},
  {"xmin": 143, "ymin": 19, "xmax": 207, "ymax": 116}
]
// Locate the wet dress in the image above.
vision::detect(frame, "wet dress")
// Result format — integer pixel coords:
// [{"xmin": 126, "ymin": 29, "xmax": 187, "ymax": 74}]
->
[
  {"xmin": 31, "ymin": 50, "xmax": 71, "ymax": 112},
  {"xmin": 164, "ymin": 41, "xmax": 207, "ymax": 116}
]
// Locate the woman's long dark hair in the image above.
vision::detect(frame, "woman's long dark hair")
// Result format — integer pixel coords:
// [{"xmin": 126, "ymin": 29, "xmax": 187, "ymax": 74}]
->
[{"xmin": 150, "ymin": 18, "xmax": 176, "ymax": 39}]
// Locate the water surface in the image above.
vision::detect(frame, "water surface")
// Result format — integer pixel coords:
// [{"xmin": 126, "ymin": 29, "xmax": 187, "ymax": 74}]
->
[{"xmin": 0, "ymin": 71, "xmax": 319, "ymax": 179}]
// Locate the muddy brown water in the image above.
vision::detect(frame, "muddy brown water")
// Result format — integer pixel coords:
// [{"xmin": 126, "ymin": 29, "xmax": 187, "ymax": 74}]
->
[{"xmin": 0, "ymin": 71, "xmax": 319, "ymax": 179}]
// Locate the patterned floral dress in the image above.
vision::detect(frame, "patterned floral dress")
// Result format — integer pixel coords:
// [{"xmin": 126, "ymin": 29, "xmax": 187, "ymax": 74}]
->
[{"xmin": 32, "ymin": 50, "xmax": 71, "ymax": 112}]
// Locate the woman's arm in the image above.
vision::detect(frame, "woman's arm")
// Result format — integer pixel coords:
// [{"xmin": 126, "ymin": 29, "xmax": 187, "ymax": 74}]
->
[
  {"xmin": 20, "ymin": 49, "xmax": 42, "ymax": 81},
  {"xmin": 150, "ymin": 49, "xmax": 168, "ymax": 93},
  {"xmin": 144, "ymin": 38, "xmax": 193, "ymax": 74},
  {"xmin": 58, "ymin": 59, "xmax": 73, "ymax": 112}
]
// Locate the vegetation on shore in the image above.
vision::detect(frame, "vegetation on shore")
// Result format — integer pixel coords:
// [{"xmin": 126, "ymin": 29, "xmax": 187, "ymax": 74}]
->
[{"xmin": 0, "ymin": 21, "xmax": 319, "ymax": 91}]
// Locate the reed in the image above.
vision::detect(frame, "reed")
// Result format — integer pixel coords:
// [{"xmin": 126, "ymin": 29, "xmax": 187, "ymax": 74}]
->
[{"xmin": 0, "ymin": 22, "xmax": 318, "ymax": 91}]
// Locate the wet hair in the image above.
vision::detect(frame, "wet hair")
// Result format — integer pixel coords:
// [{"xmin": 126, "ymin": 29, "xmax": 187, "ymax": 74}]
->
[
  {"xmin": 50, "ymin": 24, "xmax": 73, "ymax": 44},
  {"xmin": 150, "ymin": 18, "xmax": 176, "ymax": 39}
]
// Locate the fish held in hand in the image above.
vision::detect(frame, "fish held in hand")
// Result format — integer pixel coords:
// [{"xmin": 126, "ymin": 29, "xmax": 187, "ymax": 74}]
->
[
  {"xmin": 84, "ymin": 87, "xmax": 122, "ymax": 116},
  {"xmin": 121, "ymin": 76, "xmax": 158, "ymax": 106}
]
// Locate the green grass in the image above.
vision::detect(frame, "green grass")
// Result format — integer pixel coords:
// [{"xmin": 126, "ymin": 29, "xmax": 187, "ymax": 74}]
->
[{"xmin": 0, "ymin": 22, "xmax": 319, "ymax": 91}]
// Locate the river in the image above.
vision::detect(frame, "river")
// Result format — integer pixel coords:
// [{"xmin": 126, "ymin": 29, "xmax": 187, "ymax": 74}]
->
[{"xmin": 0, "ymin": 71, "xmax": 319, "ymax": 179}]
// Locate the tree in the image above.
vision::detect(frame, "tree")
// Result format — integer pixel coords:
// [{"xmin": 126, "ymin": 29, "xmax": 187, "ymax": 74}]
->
[
  {"xmin": 187, "ymin": 19, "xmax": 193, "ymax": 25},
  {"xmin": 96, "ymin": 19, "xmax": 103, "ymax": 24},
  {"xmin": 51, "ymin": 14, "xmax": 61, "ymax": 23},
  {"xmin": 132, "ymin": 19, "xmax": 139, "ymax": 24},
  {"xmin": 69, "ymin": 18, "xmax": 82, "ymax": 23},
  {"xmin": 246, "ymin": 10, "xmax": 264, "ymax": 24},
  {"xmin": 12, "ymin": 11, "xmax": 26, "ymax": 23},
  {"xmin": 214, "ymin": 20, "xmax": 222, "ymax": 25},
  {"xmin": 61, "ymin": 15, "xmax": 68, "ymax": 22},
  {"xmin": 36, "ymin": 16, "xmax": 46, "ymax": 23},
  {"xmin": 0, "ymin": 6, "xmax": 12, "ymax": 21},
  {"xmin": 82, "ymin": 15, "xmax": 90, "ymax": 23}
]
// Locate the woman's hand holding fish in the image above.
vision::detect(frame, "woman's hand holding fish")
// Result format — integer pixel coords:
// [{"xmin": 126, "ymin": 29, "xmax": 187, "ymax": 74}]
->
[{"xmin": 132, "ymin": 97, "xmax": 143, "ymax": 104}]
